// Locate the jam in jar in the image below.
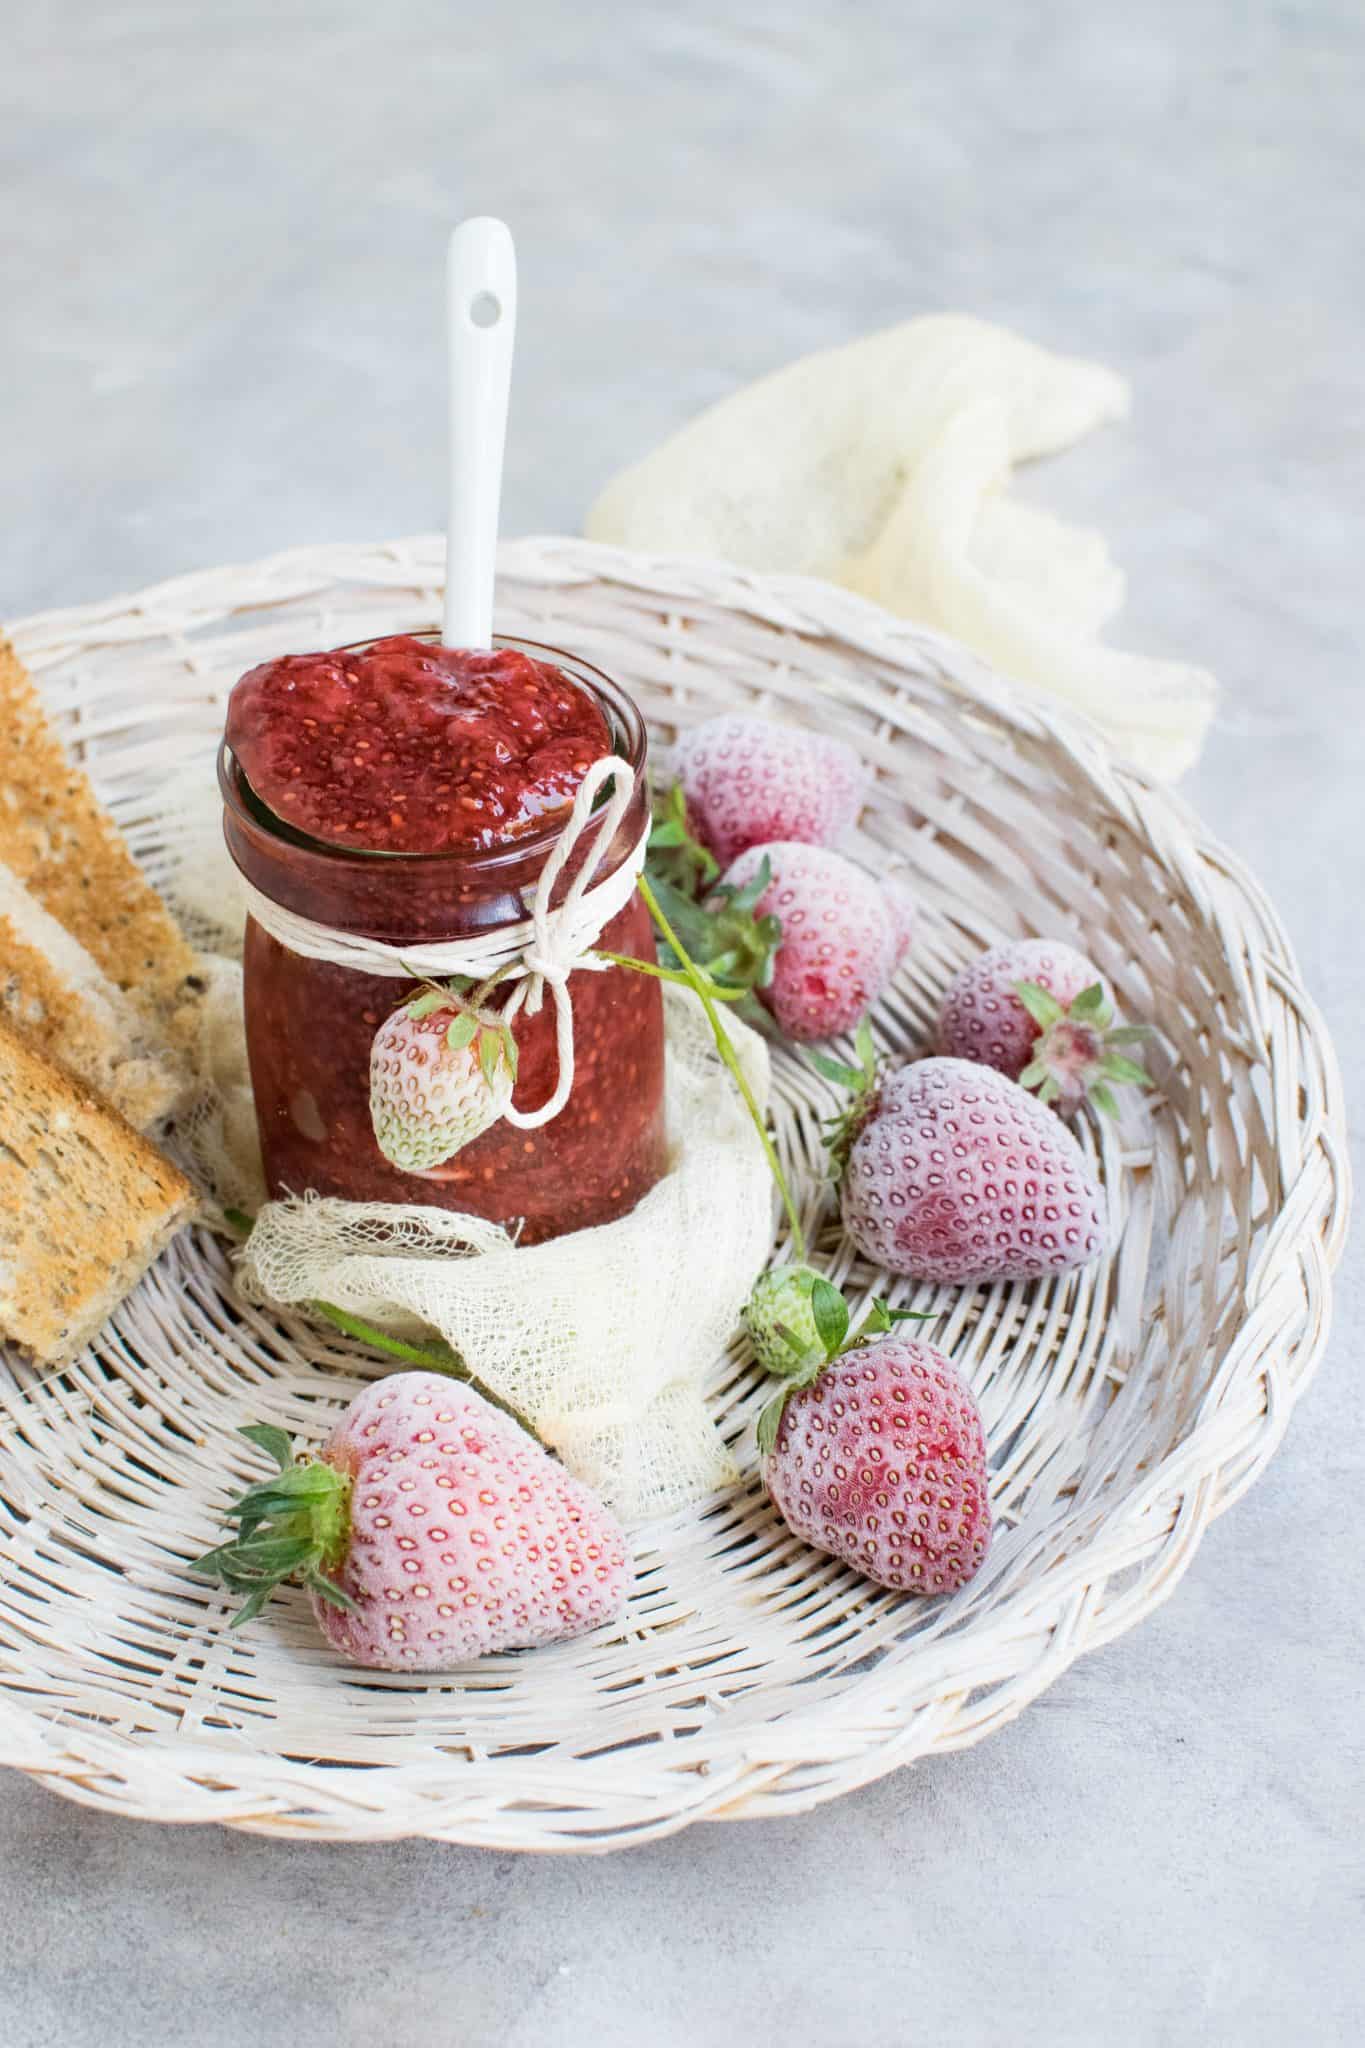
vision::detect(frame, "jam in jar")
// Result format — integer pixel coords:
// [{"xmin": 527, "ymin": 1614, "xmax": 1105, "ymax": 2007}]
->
[{"xmin": 222, "ymin": 634, "xmax": 667, "ymax": 1243}]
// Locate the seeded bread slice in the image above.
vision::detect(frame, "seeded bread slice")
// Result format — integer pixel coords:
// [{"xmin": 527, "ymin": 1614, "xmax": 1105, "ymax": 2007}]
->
[
  {"xmin": 0, "ymin": 637, "xmax": 200, "ymax": 1034},
  {"xmin": 0, "ymin": 1020, "xmax": 197, "ymax": 1364},
  {"xmin": 0, "ymin": 860, "xmax": 186, "ymax": 1128}
]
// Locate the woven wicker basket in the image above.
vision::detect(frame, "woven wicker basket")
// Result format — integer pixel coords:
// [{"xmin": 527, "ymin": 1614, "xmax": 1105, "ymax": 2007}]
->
[{"xmin": 1, "ymin": 535, "xmax": 1348, "ymax": 1849}]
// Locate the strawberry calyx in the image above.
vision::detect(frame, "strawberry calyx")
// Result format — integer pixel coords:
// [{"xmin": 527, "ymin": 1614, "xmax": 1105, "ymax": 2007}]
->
[
  {"xmin": 643, "ymin": 866, "xmax": 781, "ymax": 997},
  {"xmin": 753, "ymin": 1271, "xmax": 933, "ymax": 1455},
  {"xmin": 643, "ymin": 815, "xmax": 782, "ymax": 999},
  {"xmin": 401, "ymin": 975, "xmax": 520, "ymax": 1088},
  {"xmin": 806, "ymin": 1019, "xmax": 882, "ymax": 1179},
  {"xmin": 1013, "ymin": 980, "xmax": 1150, "ymax": 1117},
  {"xmin": 194, "ymin": 1424, "xmax": 355, "ymax": 1628},
  {"xmin": 698, "ymin": 856, "xmax": 783, "ymax": 992}
]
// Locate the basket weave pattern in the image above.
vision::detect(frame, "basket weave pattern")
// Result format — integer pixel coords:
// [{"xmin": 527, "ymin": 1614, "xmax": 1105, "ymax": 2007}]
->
[{"xmin": 1, "ymin": 535, "xmax": 1348, "ymax": 1848}]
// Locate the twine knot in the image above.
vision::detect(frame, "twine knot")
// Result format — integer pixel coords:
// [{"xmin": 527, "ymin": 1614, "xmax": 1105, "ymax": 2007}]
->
[{"xmin": 236, "ymin": 751, "xmax": 646, "ymax": 1139}]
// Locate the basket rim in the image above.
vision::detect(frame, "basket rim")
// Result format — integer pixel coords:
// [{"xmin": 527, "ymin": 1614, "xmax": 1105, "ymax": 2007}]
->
[{"xmin": 0, "ymin": 533, "xmax": 1350, "ymax": 1850}]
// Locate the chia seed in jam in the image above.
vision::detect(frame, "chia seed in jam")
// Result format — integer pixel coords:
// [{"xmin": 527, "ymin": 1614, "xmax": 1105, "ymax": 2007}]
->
[{"xmin": 222, "ymin": 634, "xmax": 667, "ymax": 1242}]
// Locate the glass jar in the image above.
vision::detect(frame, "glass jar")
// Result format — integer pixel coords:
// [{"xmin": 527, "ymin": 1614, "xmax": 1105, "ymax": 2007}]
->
[{"xmin": 221, "ymin": 637, "xmax": 667, "ymax": 1244}]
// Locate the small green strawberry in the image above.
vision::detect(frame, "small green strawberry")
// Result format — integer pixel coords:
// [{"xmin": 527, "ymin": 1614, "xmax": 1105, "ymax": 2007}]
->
[
  {"xmin": 370, "ymin": 986, "xmax": 518, "ymax": 1172},
  {"xmin": 745, "ymin": 1264, "xmax": 827, "ymax": 1375}
]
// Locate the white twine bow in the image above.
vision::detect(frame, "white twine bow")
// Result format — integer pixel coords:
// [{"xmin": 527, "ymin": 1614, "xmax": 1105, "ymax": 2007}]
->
[{"xmin": 237, "ymin": 754, "xmax": 646, "ymax": 1131}]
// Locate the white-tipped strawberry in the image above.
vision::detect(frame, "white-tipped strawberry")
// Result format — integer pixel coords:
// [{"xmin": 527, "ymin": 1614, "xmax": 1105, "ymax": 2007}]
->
[
  {"xmin": 370, "ymin": 986, "xmax": 517, "ymax": 1172},
  {"xmin": 937, "ymin": 940, "xmax": 1150, "ymax": 1117}
]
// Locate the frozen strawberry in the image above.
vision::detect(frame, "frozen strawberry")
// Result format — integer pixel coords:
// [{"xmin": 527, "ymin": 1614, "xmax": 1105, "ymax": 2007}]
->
[
  {"xmin": 938, "ymin": 939, "xmax": 1150, "ymax": 1115},
  {"xmin": 745, "ymin": 1263, "xmax": 827, "ymax": 1375},
  {"xmin": 841, "ymin": 1057, "xmax": 1107, "ymax": 1283},
  {"xmin": 717, "ymin": 842, "xmax": 913, "ymax": 1042},
  {"xmin": 673, "ymin": 715, "xmax": 868, "ymax": 868},
  {"xmin": 370, "ymin": 987, "xmax": 517, "ymax": 1172},
  {"xmin": 195, "ymin": 1373, "xmax": 631, "ymax": 1670},
  {"xmin": 752, "ymin": 1268, "xmax": 990, "ymax": 1595}
]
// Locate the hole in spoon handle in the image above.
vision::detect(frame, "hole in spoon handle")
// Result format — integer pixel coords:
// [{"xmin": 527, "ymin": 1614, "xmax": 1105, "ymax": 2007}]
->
[{"xmin": 444, "ymin": 218, "xmax": 518, "ymax": 651}]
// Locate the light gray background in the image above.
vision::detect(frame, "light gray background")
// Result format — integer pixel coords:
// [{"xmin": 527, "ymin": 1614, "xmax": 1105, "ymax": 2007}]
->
[{"xmin": 2, "ymin": 4, "xmax": 1361, "ymax": 2044}]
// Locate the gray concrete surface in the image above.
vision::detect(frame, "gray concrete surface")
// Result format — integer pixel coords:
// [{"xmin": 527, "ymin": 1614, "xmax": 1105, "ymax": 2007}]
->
[{"xmin": 2, "ymin": 3, "xmax": 1361, "ymax": 2044}]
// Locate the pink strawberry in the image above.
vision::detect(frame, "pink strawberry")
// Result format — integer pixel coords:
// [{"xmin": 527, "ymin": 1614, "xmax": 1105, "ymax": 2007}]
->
[
  {"xmin": 762, "ymin": 1321, "xmax": 991, "ymax": 1596},
  {"xmin": 195, "ymin": 1373, "xmax": 631, "ymax": 1669},
  {"xmin": 673, "ymin": 714, "xmax": 868, "ymax": 868},
  {"xmin": 937, "ymin": 940, "xmax": 1150, "ymax": 1115},
  {"xmin": 370, "ymin": 987, "xmax": 516, "ymax": 1171},
  {"xmin": 841, "ymin": 1057, "xmax": 1107, "ymax": 1282},
  {"xmin": 717, "ymin": 842, "xmax": 914, "ymax": 1042}
]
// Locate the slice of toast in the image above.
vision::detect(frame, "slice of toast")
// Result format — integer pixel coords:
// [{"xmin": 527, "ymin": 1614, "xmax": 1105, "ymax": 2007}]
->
[
  {"xmin": 0, "ymin": 1019, "xmax": 197, "ymax": 1364},
  {"xmin": 0, "ymin": 637, "xmax": 201, "ymax": 1036},
  {"xmin": 0, "ymin": 859, "xmax": 186, "ymax": 1128}
]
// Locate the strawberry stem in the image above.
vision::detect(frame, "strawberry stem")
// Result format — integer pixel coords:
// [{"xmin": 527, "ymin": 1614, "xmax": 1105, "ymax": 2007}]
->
[
  {"xmin": 637, "ymin": 871, "xmax": 806, "ymax": 1262},
  {"xmin": 594, "ymin": 948, "xmax": 749, "ymax": 999},
  {"xmin": 307, "ymin": 1302, "xmax": 536, "ymax": 1436},
  {"xmin": 222, "ymin": 1212, "xmax": 536, "ymax": 1438}
]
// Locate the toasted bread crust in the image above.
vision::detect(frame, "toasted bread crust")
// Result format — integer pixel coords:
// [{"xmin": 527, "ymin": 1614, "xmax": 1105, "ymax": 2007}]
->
[
  {"xmin": 0, "ymin": 1018, "xmax": 196, "ymax": 1362},
  {"xmin": 0, "ymin": 912, "xmax": 183, "ymax": 1128},
  {"xmin": 0, "ymin": 638, "xmax": 199, "ymax": 1022}
]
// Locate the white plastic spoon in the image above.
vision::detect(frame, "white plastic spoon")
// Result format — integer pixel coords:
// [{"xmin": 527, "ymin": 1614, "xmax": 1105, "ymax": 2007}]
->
[{"xmin": 443, "ymin": 216, "xmax": 518, "ymax": 650}]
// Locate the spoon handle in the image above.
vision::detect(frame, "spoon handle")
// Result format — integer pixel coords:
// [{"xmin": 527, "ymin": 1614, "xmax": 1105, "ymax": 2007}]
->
[{"xmin": 443, "ymin": 217, "xmax": 518, "ymax": 649}]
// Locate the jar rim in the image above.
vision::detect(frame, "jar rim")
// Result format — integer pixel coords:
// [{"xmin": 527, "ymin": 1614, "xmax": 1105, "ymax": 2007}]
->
[{"xmin": 218, "ymin": 631, "xmax": 648, "ymax": 874}]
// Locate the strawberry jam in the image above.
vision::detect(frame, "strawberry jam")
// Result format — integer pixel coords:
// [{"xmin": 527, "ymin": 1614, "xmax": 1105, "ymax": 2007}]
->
[
  {"xmin": 227, "ymin": 635, "xmax": 613, "ymax": 853},
  {"xmin": 223, "ymin": 636, "xmax": 667, "ymax": 1242}
]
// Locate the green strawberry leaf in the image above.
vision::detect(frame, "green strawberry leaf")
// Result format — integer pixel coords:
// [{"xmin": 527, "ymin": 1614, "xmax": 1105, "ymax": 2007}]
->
[
  {"xmin": 1100, "ymin": 1052, "xmax": 1151, "ymax": 1087},
  {"xmin": 805, "ymin": 1048, "xmax": 866, "ymax": 1090},
  {"xmin": 446, "ymin": 1012, "xmax": 478, "ymax": 1051},
  {"xmin": 307, "ymin": 1569, "xmax": 359, "ymax": 1614},
  {"xmin": 723, "ymin": 854, "xmax": 773, "ymax": 919},
  {"xmin": 1090, "ymin": 1081, "xmax": 1120, "ymax": 1118},
  {"xmin": 1013, "ymin": 980, "xmax": 1064, "ymax": 1031},
  {"xmin": 647, "ymin": 781, "xmax": 719, "ymax": 895},
  {"xmin": 478, "ymin": 1029, "xmax": 502, "ymax": 1087},
  {"xmin": 860, "ymin": 1297, "xmax": 936, "ymax": 1336},
  {"xmin": 1106, "ymin": 1024, "xmax": 1151, "ymax": 1046},
  {"xmin": 810, "ymin": 1276, "xmax": 850, "ymax": 1358},
  {"xmin": 756, "ymin": 1386, "xmax": 792, "ymax": 1458},
  {"xmin": 227, "ymin": 1583, "xmax": 275, "ymax": 1628},
  {"xmin": 1070, "ymin": 982, "xmax": 1108, "ymax": 1019},
  {"xmin": 238, "ymin": 1422, "xmax": 294, "ymax": 1472},
  {"xmin": 644, "ymin": 858, "xmax": 782, "ymax": 997},
  {"xmin": 408, "ymin": 989, "xmax": 452, "ymax": 1021}
]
